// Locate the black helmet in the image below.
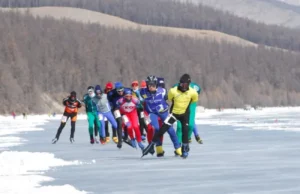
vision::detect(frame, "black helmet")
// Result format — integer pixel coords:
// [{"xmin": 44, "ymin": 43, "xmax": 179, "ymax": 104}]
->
[
  {"xmin": 70, "ymin": 91, "xmax": 76, "ymax": 97},
  {"xmin": 178, "ymin": 74, "xmax": 191, "ymax": 92},
  {"xmin": 146, "ymin": 75, "xmax": 158, "ymax": 86},
  {"xmin": 179, "ymin": 74, "xmax": 191, "ymax": 84},
  {"xmin": 70, "ymin": 91, "xmax": 76, "ymax": 102}
]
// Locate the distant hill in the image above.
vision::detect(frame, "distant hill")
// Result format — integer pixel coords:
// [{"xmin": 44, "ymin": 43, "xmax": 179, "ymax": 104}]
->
[
  {"xmin": 277, "ymin": 0, "xmax": 300, "ymax": 6},
  {"xmin": 183, "ymin": 0, "xmax": 300, "ymax": 28},
  {"xmin": 2, "ymin": 0, "xmax": 300, "ymax": 52},
  {"xmin": 0, "ymin": 7, "xmax": 256, "ymax": 47}
]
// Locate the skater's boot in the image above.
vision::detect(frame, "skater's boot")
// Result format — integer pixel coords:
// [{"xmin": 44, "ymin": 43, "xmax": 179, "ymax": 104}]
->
[
  {"xmin": 195, "ymin": 135, "xmax": 203, "ymax": 144},
  {"xmin": 112, "ymin": 136, "xmax": 118, "ymax": 144},
  {"xmin": 141, "ymin": 142, "xmax": 155, "ymax": 157},
  {"xmin": 90, "ymin": 135, "xmax": 95, "ymax": 144},
  {"xmin": 141, "ymin": 134, "xmax": 146, "ymax": 142},
  {"xmin": 149, "ymin": 145, "xmax": 155, "ymax": 155},
  {"xmin": 131, "ymin": 138, "xmax": 137, "ymax": 148},
  {"xmin": 123, "ymin": 137, "xmax": 133, "ymax": 147},
  {"xmin": 70, "ymin": 137, "xmax": 75, "ymax": 143},
  {"xmin": 94, "ymin": 136, "xmax": 99, "ymax": 144},
  {"xmin": 117, "ymin": 142, "xmax": 122, "ymax": 149},
  {"xmin": 52, "ymin": 138, "xmax": 58, "ymax": 144},
  {"xmin": 156, "ymin": 146, "xmax": 165, "ymax": 157},
  {"xmin": 174, "ymin": 147, "xmax": 182, "ymax": 156},
  {"xmin": 181, "ymin": 143, "xmax": 189, "ymax": 159},
  {"xmin": 138, "ymin": 141, "xmax": 144, "ymax": 151},
  {"xmin": 100, "ymin": 137, "xmax": 106, "ymax": 144}
]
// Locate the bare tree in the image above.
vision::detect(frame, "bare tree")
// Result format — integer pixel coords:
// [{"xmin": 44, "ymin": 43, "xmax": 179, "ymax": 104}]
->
[{"xmin": 1, "ymin": 10, "xmax": 300, "ymax": 114}]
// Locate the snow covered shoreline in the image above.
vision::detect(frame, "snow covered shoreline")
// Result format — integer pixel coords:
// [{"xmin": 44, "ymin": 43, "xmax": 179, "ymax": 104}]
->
[
  {"xmin": 195, "ymin": 106, "xmax": 300, "ymax": 132},
  {"xmin": 0, "ymin": 115, "xmax": 88, "ymax": 194}
]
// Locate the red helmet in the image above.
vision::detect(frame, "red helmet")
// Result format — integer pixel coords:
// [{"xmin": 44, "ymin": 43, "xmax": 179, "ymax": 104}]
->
[
  {"xmin": 140, "ymin": 80, "xmax": 146, "ymax": 88},
  {"xmin": 105, "ymin": 82, "xmax": 113, "ymax": 89}
]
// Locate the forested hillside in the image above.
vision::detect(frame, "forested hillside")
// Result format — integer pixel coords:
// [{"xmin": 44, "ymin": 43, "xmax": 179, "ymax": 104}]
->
[
  {"xmin": 1, "ymin": 11, "xmax": 300, "ymax": 114},
  {"xmin": 2, "ymin": 0, "xmax": 300, "ymax": 52},
  {"xmin": 0, "ymin": 7, "xmax": 256, "ymax": 47}
]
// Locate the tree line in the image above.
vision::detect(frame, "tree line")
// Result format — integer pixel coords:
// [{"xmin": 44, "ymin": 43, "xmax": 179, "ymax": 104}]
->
[
  {"xmin": 1, "ymin": 11, "xmax": 300, "ymax": 114},
  {"xmin": 1, "ymin": 0, "xmax": 300, "ymax": 52}
]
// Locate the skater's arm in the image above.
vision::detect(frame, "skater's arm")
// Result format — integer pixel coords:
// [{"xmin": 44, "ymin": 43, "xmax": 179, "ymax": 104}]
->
[
  {"xmin": 76, "ymin": 99, "xmax": 83, "ymax": 108},
  {"xmin": 62, "ymin": 98, "xmax": 68, "ymax": 106},
  {"xmin": 167, "ymin": 88, "xmax": 175, "ymax": 102},
  {"xmin": 191, "ymin": 90, "xmax": 199, "ymax": 103}
]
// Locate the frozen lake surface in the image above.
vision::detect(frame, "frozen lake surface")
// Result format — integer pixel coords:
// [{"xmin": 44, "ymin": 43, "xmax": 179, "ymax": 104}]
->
[{"xmin": 1, "ymin": 107, "xmax": 300, "ymax": 194}]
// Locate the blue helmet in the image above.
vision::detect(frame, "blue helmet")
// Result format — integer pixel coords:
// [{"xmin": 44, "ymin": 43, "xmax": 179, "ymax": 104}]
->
[
  {"xmin": 124, "ymin": 89, "xmax": 132, "ymax": 96},
  {"xmin": 114, "ymin": 82, "xmax": 123, "ymax": 89},
  {"xmin": 95, "ymin": 85, "xmax": 102, "ymax": 93},
  {"xmin": 124, "ymin": 89, "xmax": 132, "ymax": 102}
]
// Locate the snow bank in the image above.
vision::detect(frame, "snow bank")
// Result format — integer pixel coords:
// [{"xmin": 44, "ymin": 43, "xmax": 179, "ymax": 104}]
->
[
  {"xmin": 0, "ymin": 115, "xmax": 88, "ymax": 194},
  {"xmin": 195, "ymin": 106, "xmax": 300, "ymax": 132}
]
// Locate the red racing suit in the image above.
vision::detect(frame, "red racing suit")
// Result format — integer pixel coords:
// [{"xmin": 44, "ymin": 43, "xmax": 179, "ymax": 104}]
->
[{"xmin": 117, "ymin": 97, "xmax": 142, "ymax": 142}]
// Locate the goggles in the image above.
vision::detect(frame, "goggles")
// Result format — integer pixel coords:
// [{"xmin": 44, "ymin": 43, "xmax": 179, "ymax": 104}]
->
[
  {"xmin": 148, "ymin": 83, "xmax": 156, "ymax": 88},
  {"xmin": 116, "ymin": 88, "xmax": 124, "ymax": 92},
  {"xmin": 125, "ymin": 94, "xmax": 132, "ymax": 98},
  {"xmin": 132, "ymin": 83, "xmax": 139, "ymax": 87}
]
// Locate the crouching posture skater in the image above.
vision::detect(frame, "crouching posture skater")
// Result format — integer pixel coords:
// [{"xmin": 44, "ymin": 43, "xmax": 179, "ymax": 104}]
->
[
  {"xmin": 104, "ymin": 82, "xmax": 118, "ymax": 142},
  {"xmin": 131, "ymin": 80, "xmax": 147, "ymax": 141},
  {"xmin": 52, "ymin": 91, "xmax": 82, "ymax": 144},
  {"xmin": 94, "ymin": 85, "xmax": 118, "ymax": 145},
  {"xmin": 142, "ymin": 74, "xmax": 198, "ymax": 159},
  {"xmin": 116, "ymin": 89, "xmax": 145, "ymax": 151},
  {"xmin": 107, "ymin": 82, "xmax": 132, "ymax": 148},
  {"xmin": 140, "ymin": 75, "xmax": 181, "ymax": 157}
]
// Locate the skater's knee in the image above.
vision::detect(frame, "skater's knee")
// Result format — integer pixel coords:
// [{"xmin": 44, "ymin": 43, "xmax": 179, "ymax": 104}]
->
[
  {"xmin": 111, "ymin": 121, "xmax": 118, "ymax": 129},
  {"xmin": 131, "ymin": 121, "xmax": 139, "ymax": 129},
  {"xmin": 71, "ymin": 115, "xmax": 77, "ymax": 122},
  {"xmin": 60, "ymin": 122, "xmax": 66, "ymax": 126}
]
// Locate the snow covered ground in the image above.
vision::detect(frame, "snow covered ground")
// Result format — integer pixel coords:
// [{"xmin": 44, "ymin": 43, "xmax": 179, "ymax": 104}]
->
[
  {"xmin": 1, "ymin": 107, "xmax": 300, "ymax": 194},
  {"xmin": 0, "ymin": 115, "xmax": 88, "ymax": 194}
]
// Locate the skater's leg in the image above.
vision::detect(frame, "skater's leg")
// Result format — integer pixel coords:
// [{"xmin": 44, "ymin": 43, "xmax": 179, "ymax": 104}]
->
[{"xmin": 54, "ymin": 112, "xmax": 69, "ymax": 139}]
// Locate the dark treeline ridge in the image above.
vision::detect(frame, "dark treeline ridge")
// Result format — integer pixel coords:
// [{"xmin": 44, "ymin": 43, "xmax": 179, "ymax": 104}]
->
[
  {"xmin": 1, "ymin": 0, "xmax": 300, "ymax": 52},
  {"xmin": 1, "ymin": 11, "xmax": 300, "ymax": 114}
]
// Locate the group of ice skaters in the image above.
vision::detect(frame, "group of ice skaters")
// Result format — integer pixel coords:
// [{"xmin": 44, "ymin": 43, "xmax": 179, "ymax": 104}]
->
[{"xmin": 52, "ymin": 74, "xmax": 203, "ymax": 159}]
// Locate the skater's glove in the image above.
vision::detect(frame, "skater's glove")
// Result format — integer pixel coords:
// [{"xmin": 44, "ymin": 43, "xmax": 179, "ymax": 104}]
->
[{"xmin": 125, "ymin": 122, "xmax": 131, "ymax": 127}]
